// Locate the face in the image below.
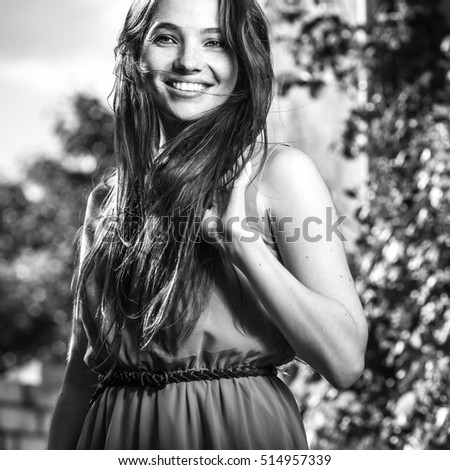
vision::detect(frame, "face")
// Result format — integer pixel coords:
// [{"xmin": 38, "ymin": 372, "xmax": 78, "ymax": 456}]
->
[{"xmin": 139, "ymin": 0, "xmax": 239, "ymax": 123}]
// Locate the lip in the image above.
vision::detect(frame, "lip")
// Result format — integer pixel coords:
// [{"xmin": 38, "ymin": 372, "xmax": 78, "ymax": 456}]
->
[
  {"xmin": 164, "ymin": 79, "xmax": 214, "ymax": 97},
  {"xmin": 163, "ymin": 77, "xmax": 214, "ymax": 87}
]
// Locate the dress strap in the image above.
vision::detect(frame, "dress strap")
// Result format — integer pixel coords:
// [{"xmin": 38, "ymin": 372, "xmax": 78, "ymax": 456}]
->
[
  {"xmin": 254, "ymin": 142, "xmax": 291, "ymax": 186},
  {"xmin": 89, "ymin": 365, "xmax": 277, "ymax": 407},
  {"xmin": 268, "ymin": 142, "xmax": 291, "ymax": 156}
]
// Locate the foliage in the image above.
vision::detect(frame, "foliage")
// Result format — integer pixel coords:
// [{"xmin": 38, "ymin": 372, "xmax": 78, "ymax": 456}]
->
[
  {"xmin": 295, "ymin": 96, "xmax": 450, "ymax": 450},
  {"xmin": 270, "ymin": 0, "xmax": 450, "ymax": 450},
  {"xmin": 54, "ymin": 93, "xmax": 114, "ymax": 176},
  {"xmin": 265, "ymin": 0, "xmax": 449, "ymax": 101},
  {"xmin": 352, "ymin": 96, "xmax": 450, "ymax": 449},
  {"xmin": 0, "ymin": 94, "xmax": 113, "ymax": 372}
]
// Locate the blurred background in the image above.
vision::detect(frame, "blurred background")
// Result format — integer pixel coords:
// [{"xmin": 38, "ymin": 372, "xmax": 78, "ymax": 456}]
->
[{"xmin": 0, "ymin": 0, "xmax": 449, "ymax": 450}]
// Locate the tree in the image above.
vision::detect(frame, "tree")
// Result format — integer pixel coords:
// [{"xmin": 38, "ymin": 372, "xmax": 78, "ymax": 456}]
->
[
  {"xmin": 0, "ymin": 94, "xmax": 113, "ymax": 372},
  {"xmin": 270, "ymin": 0, "xmax": 450, "ymax": 449}
]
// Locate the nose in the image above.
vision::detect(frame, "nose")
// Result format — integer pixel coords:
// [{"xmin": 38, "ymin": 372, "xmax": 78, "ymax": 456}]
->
[{"xmin": 174, "ymin": 42, "xmax": 203, "ymax": 72}]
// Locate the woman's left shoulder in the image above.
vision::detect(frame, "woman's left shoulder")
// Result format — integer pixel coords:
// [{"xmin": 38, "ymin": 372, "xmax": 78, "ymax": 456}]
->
[{"xmin": 258, "ymin": 145, "xmax": 326, "ymax": 206}]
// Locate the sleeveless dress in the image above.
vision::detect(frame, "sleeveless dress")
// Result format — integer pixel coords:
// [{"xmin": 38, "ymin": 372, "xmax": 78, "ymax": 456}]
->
[{"xmin": 76, "ymin": 145, "xmax": 309, "ymax": 450}]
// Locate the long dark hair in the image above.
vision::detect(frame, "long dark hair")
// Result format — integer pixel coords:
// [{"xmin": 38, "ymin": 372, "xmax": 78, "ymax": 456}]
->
[{"xmin": 74, "ymin": 0, "xmax": 274, "ymax": 357}]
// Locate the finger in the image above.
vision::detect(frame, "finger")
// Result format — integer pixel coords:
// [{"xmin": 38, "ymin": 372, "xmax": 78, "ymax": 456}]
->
[
  {"xmin": 201, "ymin": 212, "xmax": 223, "ymax": 244},
  {"xmin": 230, "ymin": 160, "xmax": 253, "ymax": 194},
  {"xmin": 222, "ymin": 161, "xmax": 252, "ymax": 218},
  {"xmin": 223, "ymin": 155, "xmax": 252, "ymax": 189}
]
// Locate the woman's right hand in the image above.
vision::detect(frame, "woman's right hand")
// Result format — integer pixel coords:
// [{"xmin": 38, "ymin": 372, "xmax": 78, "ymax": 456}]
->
[{"xmin": 201, "ymin": 161, "xmax": 260, "ymax": 270}]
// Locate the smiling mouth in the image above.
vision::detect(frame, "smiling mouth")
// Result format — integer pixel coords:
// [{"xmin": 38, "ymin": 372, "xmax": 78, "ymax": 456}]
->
[{"xmin": 165, "ymin": 80, "xmax": 211, "ymax": 93}]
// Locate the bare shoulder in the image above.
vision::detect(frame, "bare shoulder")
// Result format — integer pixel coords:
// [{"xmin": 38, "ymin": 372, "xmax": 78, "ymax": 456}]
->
[
  {"xmin": 258, "ymin": 145, "xmax": 327, "ymax": 210},
  {"xmin": 266, "ymin": 144, "xmax": 318, "ymax": 169},
  {"xmin": 85, "ymin": 175, "xmax": 115, "ymax": 221},
  {"xmin": 79, "ymin": 177, "xmax": 115, "ymax": 255}
]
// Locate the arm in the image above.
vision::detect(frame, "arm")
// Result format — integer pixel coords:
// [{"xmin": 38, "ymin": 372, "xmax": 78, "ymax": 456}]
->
[
  {"xmin": 48, "ymin": 186, "xmax": 107, "ymax": 449},
  {"xmin": 47, "ymin": 331, "xmax": 98, "ymax": 449},
  {"xmin": 206, "ymin": 148, "xmax": 368, "ymax": 389}
]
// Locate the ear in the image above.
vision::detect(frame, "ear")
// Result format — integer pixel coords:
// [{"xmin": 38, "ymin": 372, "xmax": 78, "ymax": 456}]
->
[
  {"xmin": 139, "ymin": 56, "xmax": 149, "ymax": 73},
  {"xmin": 138, "ymin": 41, "xmax": 150, "ymax": 73}
]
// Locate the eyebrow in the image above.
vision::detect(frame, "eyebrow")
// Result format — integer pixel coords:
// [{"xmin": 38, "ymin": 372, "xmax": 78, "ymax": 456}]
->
[{"xmin": 151, "ymin": 22, "xmax": 222, "ymax": 35}]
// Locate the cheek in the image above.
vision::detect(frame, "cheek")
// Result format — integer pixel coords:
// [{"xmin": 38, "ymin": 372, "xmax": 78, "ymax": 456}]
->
[
  {"xmin": 140, "ymin": 52, "xmax": 168, "ymax": 95},
  {"xmin": 140, "ymin": 45, "xmax": 168, "ymax": 75},
  {"xmin": 222, "ymin": 55, "xmax": 239, "ymax": 90}
]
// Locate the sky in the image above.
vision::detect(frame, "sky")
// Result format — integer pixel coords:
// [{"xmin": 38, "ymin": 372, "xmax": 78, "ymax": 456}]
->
[
  {"xmin": 0, "ymin": 0, "xmax": 380, "ymax": 183},
  {"xmin": 0, "ymin": 0, "xmax": 131, "ymax": 181}
]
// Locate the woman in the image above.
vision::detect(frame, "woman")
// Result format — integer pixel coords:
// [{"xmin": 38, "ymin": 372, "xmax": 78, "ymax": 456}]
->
[{"xmin": 48, "ymin": 0, "xmax": 367, "ymax": 450}]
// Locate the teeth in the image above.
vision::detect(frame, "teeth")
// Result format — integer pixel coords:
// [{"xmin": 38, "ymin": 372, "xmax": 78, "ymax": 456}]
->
[{"xmin": 170, "ymin": 82, "xmax": 207, "ymax": 92}]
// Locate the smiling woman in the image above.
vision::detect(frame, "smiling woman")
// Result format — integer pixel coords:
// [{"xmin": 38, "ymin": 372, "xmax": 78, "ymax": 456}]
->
[
  {"xmin": 139, "ymin": 0, "xmax": 239, "ymax": 124},
  {"xmin": 48, "ymin": 0, "xmax": 367, "ymax": 451}
]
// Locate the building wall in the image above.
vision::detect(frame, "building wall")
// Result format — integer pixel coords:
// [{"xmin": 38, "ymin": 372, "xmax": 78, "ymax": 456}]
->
[
  {"xmin": 268, "ymin": 87, "xmax": 366, "ymax": 248},
  {"xmin": 0, "ymin": 361, "xmax": 64, "ymax": 450},
  {"xmin": 266, "ymin": 0, "xmax": 369, "ymax": 248}
]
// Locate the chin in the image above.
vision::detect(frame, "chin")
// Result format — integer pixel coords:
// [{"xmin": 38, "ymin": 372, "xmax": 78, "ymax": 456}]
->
[{"xmin": 167, "ymin": 107, "xmax": 211, "ymax": 122}]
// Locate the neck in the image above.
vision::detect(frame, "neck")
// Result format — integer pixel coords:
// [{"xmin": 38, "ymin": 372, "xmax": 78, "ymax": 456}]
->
[{"xmin": 160, "ymin": 113, "xmax": 188, "ymax": 141}]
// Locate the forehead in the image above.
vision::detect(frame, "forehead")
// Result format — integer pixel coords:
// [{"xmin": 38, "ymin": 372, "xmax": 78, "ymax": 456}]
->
[{"xmin": 153, "ymin": 0, "xmax": 220, "ymax": 29}]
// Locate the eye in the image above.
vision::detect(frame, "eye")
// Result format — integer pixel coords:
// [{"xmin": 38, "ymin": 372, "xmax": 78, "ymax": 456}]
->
[
  {"xmin": 205, "ymin": 39, "xmax": 226, "ymax": 49},
  {"xmin": 153, "ymin": 34, "xmax": 177, "ymax": 45}
]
